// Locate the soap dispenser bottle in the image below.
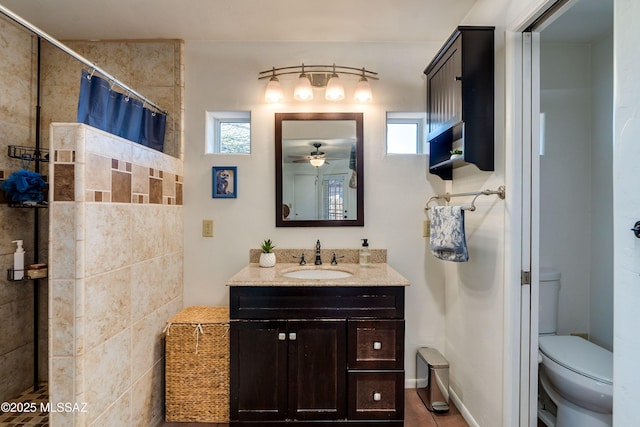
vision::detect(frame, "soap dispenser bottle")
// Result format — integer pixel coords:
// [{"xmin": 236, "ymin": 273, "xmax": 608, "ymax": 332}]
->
[
  {"xmin": 12, "ymin": 240, "xmax": 25, "ymax": 280},
  {"xmin": 359, "ymin": 238, "xmax": 371, "ymax": 266}
]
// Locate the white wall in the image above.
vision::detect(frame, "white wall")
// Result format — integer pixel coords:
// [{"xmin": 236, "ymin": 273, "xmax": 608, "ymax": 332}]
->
[
  {"xmin": 589, "ymin": 34, "xmax": 613, "ymax": 351},
  {"xmin": 182, "ymin": 40, "xmax": 447, "ymax": 383},
  {"xmin": 539, "ymin": 43, "xmax": 592, "ymax": 336},
  {"xmin": 539, "ymin": 38, "xmax": 613, "ymax": 348}
]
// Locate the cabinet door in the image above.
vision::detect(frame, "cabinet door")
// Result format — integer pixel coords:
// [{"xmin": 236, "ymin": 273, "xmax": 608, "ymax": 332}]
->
[
  {"xmin": 287, "ymin": 320, "xmax": 347, "ymax": 420},
  {"xmin": 426, "ymin": 36, "xmax": 462, "ymax": 139},
  {"xmin": 230, "ymin": 320, "xmax": 288, "ymax": 421}
]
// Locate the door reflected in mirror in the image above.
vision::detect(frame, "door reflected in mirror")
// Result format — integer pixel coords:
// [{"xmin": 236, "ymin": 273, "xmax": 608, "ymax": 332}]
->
[{"xmin": 276, "ymin": 112, "xmax": 364, "ymax": 227}]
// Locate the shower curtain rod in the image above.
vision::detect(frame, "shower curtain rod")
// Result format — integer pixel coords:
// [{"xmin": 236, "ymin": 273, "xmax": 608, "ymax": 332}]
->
[
  {"xmin": 0, "ymin": 5, "xmax": 167, "ymax": 115},
  {"xmin": 425, "ymin": 185, "xmax": 506, "ymax": 212}
]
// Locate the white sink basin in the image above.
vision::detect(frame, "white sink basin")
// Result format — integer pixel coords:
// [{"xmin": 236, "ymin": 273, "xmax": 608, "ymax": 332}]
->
[{"xmin": 283, "ymin": 269, "xmax": 353, "ymax": 280}]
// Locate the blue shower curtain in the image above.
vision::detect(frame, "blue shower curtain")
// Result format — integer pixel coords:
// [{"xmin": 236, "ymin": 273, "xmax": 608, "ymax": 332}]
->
[{"xmin": 77, "ymin": 69, "xmax": 166, "ymax": 152}]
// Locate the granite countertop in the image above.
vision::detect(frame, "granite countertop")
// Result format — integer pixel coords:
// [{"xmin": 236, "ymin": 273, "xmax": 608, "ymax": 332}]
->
[{"xmin": 226, "ymin": 263, "xmax": 410, "ymax": 287}]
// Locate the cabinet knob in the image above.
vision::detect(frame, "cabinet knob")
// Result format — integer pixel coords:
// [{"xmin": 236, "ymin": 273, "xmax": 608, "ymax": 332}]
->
[
  {"xmin": 289, "ymin": 332, "xmax": 297, "ymax": 341},
  {"xmin": 455, "ymin": 76, "xmax": 462, "ymax": 81},
  {"xmin": 373, "ymin": 392, "xmax": 382, "ymax": 401},
  {"xmin": 373, "ymin": 341, "xmax": 382, "ymax": 350},
  {"xmin": 278, "ymin": 333, "xmax": 286, "ymax": 341},
  {"xmin": 632, "ymin": 221, "xmax": 640, "ymax": 238}
]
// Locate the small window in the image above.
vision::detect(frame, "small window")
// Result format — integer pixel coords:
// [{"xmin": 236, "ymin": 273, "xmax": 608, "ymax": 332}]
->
[
  {"xmin": 386, "ymin": 112, "xmax": 427, "ymax": 154},
  {"xmin": 206, "ymin": 111, "xmax": 251, "ymax": 154}
]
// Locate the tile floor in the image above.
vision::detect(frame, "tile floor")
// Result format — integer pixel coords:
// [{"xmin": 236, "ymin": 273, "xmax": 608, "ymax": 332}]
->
[
  {"xmin": 161, "ymin": 389, "xmax": 469, "ymax": 427},
  {"xmin": 0, "ymin": 383, "xmax": 49, "ymax": 426}
]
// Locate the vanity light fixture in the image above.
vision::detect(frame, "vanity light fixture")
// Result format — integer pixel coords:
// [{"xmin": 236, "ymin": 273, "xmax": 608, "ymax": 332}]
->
[
  {"xmin": 354, "ymin": 68, "xmax": 373, "ymax": 103},
  {"xmin": 324, "ymin": 65, "xmax": 345, "ymax": 101},
  {"xmin": 259, "ymin": 63, "xmax": 378, "ymax": 103},
  {"xmin": 264, "ymin": 68, "xmax": 284, "ymax": 103}
]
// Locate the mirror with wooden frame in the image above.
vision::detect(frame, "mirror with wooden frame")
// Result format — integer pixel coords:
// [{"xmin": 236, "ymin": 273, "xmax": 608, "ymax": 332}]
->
[{"xmin": 275, "ymin": 112, "xmax": 364, "ymax": 227}]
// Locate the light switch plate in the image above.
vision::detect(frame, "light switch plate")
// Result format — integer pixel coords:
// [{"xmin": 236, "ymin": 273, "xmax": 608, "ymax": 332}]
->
[{"xmin": 202, "ymin": 219, "xmax": 214, "ymax": 237}]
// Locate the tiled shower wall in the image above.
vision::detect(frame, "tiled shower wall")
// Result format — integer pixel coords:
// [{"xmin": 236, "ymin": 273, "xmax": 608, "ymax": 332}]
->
[
  {"xmin": 2, "ymin": 12, "xmax": 184, "ymax": 406},
  {"xmin": 49, "ymin": 124, "xmax": 183, "ymax": 427},
  {"xmin": 40, "ymin": 39, "xmax": 184, "ymax": 159},
  {"xmin": 0, "ymin": 17, "xmax": 48, "ymax": 402}
]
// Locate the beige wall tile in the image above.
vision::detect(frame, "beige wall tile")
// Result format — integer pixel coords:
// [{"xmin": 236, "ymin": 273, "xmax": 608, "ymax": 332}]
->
[
  {"xmin": 85, "ymin": 154, "xmax": 112, "ymax": 192},
  {"xmin": 50, "ymin": 356, "xmax": 76, "ymax": 427},
  {"xmin": 50, "ymin": 280, "xmax": 74, "ymax": 357},
  {"xmin": 88, "ymin": 390, "xmax": 130, "ymax": 427},
  {"xmin": 131, "ymin": 361, "xmax": 163, "ymax": 427},
  {"xmin": 49, "ymin": 203, "xmax": 76, "ymax": 280},
  {"xmin": 131, "ymin": 163, "xmax": 150, "ymax": 195},
  {"xmin": 163, "ymin": 172, "xmax": 176, "ymax": 197},
  {"xmin": 84, "ymin": 204, "xmax": 132, "ymax": 277},
  {"xmin": 130, "ymin": 258, "xmax": 164, "ymax": 322},
  {"xmin": 163, "ymin": 206, "xmax": 184, "ymax": 254},
  {"xmin": 84, "ymin": 329, "xmax": 131, "ymax": 424},
  {"xmin": 84, "ymin": 268, "xmax": 131, "ymax": 352},
  {"xmin": 131, "ymin": 310, "xmax": 164, "ymax": 382},
  {"xmin": 132, "ymin": 205, "xmax": 163, "ymax": 263}
]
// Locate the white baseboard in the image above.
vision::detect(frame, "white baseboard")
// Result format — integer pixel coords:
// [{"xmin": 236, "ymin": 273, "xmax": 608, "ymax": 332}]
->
[
  {"xmin": 405, "ymin": 379, "xmax": 479, "ymax": 427},
  {"xmin": 449, "ymin": 387, "xmax": 480, "ymax": 427}
]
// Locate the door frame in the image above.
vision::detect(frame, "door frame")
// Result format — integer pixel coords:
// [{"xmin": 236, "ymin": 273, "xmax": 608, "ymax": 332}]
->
[{"xmin": 505, "ymin": 1, "xmax": 580, "ymax": 426}]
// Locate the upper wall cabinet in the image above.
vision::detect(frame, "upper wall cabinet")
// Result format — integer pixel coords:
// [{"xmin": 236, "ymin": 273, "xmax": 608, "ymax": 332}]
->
[{"xmin": 424, "ymin": 26, "xmax": 495, "ymax": 180}]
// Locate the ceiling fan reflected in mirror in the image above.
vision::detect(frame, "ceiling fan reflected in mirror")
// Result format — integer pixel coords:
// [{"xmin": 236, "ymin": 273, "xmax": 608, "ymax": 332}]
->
[{"xmin": 289, "ymin": 142, "xmax": 341, "ymax": 167}]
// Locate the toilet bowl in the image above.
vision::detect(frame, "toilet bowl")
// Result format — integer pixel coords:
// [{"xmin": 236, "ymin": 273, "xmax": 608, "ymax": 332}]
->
[
  {"xmin": 538, "ymin": 335, "xmax": 612, "ymax": 427},
  {"xmin": 538, "ymin": 268, "xmax": 613, "ymax": 427}
]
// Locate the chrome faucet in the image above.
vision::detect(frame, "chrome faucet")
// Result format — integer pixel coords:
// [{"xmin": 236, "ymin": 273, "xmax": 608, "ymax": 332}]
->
[{"xmin": 315, "ymin": 240, "xmax": 322, "ymax": 265}]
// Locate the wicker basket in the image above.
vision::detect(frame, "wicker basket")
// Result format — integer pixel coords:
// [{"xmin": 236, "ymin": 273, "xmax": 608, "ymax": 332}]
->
[{"xmin": 165, "ymin": 306, "xmax": 230, "ymax": 422}]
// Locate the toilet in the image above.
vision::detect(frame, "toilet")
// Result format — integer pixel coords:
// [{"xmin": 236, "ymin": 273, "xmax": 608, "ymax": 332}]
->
[{"xmin": 538, "ymin": 267, "xmax": 613, "ymax": 427}]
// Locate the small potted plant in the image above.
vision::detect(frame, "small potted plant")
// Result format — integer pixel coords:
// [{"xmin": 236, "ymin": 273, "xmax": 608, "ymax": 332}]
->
[{"xmin": 259, "ymin": 239, "xmax": 276, "ymax": 268}]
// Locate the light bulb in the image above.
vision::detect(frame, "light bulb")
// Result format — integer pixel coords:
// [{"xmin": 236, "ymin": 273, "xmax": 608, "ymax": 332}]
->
[
  {"xmin": 354, "ymin": 77, "xmax": 372, "ymax": 102},
  {"xmin": 294, "ymin": 74, "xmax": 313, "ymax": 101},
  {"xmin": 325, "ymin": 73, "xmax": 344, "ymax": 101},
  {"xmin": 264, "ymin": 76, "xmax": 283, "ymax": 103}
]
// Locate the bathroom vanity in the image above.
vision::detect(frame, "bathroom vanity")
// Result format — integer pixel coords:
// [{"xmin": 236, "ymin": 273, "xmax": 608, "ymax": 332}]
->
[{"xmin": 227, "ymin": 263, "xmax": 409, "ymax": 426}]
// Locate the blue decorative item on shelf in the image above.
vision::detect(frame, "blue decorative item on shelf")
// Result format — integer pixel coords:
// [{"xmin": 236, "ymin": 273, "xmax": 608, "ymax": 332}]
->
[{"xmin": 1, "ymin": 169, "xmax": 48, "ymax": 204}]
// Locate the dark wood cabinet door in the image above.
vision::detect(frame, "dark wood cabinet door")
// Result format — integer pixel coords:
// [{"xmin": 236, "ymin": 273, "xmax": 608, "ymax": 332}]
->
[
  {"xmin": 426, "ymin": 37, "xmax": 462, "ymax": 139},
  {"xmin": 287, "ymin": 320, "xmax": 347, "ymax": 420},
  {"xmin": 231, "ymin": 320, "xmax": 288, "ymax": 421}
]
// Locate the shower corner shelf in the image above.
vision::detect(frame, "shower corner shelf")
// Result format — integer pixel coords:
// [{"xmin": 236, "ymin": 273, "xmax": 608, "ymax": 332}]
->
[
  {"xmin": 7, "ymin": 145, "xmax": 50, "ymax": 163},
  {"xmin": 7, "ymin": 201, "xmax": 49, "ymax": 209},
  {"xmin": 7, "ymin": 268, "xmax": 48, "ymax": 282}
]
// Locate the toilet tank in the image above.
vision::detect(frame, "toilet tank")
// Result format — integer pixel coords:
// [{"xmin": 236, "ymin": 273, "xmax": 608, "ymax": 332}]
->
[{"xmin": 539, "ymin": 268, "xmax": 561, "ymax": 335}]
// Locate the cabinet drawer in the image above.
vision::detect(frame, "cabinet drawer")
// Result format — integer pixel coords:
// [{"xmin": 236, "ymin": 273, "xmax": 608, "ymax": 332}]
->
[
  {"xmin": 348, "ymin": 372, "xmax": 404, "ymax": 420},
  {"xmin": 230, "ymin": 286, "xmax": 404, "ymax": 320},
  {"xmin": 348, "ymin": 320, "xmax": 404, "ymax": 369}
]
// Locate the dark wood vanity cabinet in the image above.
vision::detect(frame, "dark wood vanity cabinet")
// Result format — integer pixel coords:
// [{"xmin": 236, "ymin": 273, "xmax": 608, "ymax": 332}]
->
[
  {"xmin": 424, "ymin": 26, "xmax": 495, "ymax": 180},
  {"xmin": 230, "ymin": 286, "xmax": 405, "ymax": 426}
]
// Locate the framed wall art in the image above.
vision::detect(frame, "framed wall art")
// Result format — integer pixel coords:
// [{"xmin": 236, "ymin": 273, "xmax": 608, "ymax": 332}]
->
[{"xmin": 212, "ymin": 166, "xmax": 237, "ymax": 198}]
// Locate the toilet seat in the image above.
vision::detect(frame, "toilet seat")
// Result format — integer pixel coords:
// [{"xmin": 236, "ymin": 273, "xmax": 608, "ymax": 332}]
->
[{"xmin": 539, "ymin": 335, "xmax": 612, "ymax": 384}]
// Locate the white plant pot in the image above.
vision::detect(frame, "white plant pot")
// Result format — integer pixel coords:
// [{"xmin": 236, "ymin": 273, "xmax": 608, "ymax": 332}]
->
[{"xmin": 259, "ymin": 252, "xmax": 276, "ymax": 268}]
